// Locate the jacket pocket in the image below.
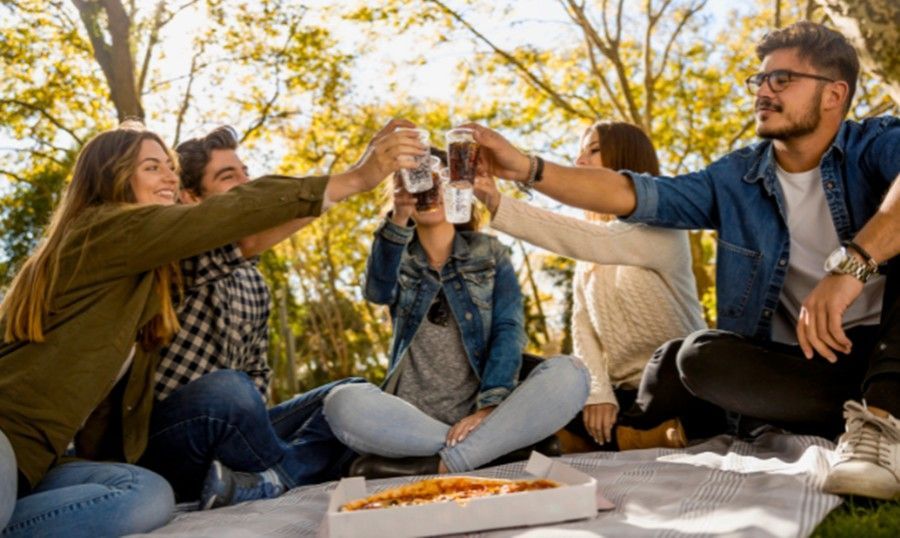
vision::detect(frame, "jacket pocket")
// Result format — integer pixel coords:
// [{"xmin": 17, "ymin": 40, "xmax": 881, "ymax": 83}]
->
[
  {"xmin": 716, "ymin": 238, "xmax": 762, "ymax": 319},
  {"xmin": 461, "ymin": 265, "xmax": 496, "ymax": 310}
]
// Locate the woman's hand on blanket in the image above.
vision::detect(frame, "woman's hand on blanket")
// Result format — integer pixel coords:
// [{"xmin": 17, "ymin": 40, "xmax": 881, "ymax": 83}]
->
[
  {"xmin": 446, "ymin": 406, "xmax": 496, "ymax": 447},
  {"xmin": 583, "ymin": 403, "xmax": 618, "ymax": 445},
  {"xmin": 473, "ymin": 174, "xmax": 501, "ymax": 217}
]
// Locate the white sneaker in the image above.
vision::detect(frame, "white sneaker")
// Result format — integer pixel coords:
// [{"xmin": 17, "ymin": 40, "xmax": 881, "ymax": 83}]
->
[{"xmin": 823, "ymin": 400, "xmax": 900, "ymax": 500}]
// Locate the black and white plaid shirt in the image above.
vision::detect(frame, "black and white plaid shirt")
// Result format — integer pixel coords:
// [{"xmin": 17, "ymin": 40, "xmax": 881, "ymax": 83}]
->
[{"xmin": 154, "ymin": 243, "xmax": 272, "ymax": 402}]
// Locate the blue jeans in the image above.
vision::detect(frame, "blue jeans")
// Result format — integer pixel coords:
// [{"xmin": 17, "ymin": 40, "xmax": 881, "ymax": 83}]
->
[
  {"xmin": 0, "ymin": 431, "xmax": 15, "ymax": 529},
  {"xmin": 2, "ymin": 461, "xmax": 173, "ymax": 537},
  {"xmin": 323, "ymin": 356, "xmax": 590, "ymax": 472},
  {"xmin": 139, "ymin": 370, "xmax": 362, "ymax": 500}
]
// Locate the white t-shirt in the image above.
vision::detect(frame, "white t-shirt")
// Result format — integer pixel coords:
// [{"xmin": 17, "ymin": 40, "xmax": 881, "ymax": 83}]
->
[{"xmin": 771, "ymin": 165, "xmax": 884, "ymax": 344}]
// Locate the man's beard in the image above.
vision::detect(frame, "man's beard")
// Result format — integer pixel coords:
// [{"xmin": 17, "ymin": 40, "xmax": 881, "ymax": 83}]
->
[{"xmin": 756, "ymin": 87, "xmax": 823, "ymax": 140}]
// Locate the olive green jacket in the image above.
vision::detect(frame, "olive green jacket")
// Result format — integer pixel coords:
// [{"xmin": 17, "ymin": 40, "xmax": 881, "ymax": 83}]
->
[{"xmin": 0, "ymin": 175, "xmax": 328, "ymax": 491}]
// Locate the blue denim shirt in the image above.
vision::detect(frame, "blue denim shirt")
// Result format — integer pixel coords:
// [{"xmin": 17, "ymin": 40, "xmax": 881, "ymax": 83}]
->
[
  {"xmin": 624, "ymin": 116, "xmax": 900, "ymax": 340},
  {"xmin": 364, "ymin": 218, "xmax": 526, "ymax": 408}
]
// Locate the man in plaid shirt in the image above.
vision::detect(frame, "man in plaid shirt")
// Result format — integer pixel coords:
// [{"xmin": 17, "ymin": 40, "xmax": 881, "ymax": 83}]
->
[{"xmin": 137, "ymin": 122, "xmax": 421, "ymax": 508}]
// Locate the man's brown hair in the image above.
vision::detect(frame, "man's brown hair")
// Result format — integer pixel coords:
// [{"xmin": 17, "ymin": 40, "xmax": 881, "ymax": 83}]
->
[
  {"xmin": 756, "ymin": 21, "xmax": 859, "ymax": 114},
  {"xmin": 176, "ymin": 126, "xmax": 240, "ymax": 195}
]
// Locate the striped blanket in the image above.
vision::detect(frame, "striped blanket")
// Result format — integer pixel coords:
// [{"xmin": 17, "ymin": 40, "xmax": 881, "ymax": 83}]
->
[{"xmin": 136, "ymin": 432, "xmax": 841, "ymax": 538}]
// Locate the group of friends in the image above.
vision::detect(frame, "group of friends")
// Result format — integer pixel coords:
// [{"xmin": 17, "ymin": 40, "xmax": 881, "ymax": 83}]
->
[{"xmin": 0, "ymin": 20, "xmax": 897, "ymax": 537}]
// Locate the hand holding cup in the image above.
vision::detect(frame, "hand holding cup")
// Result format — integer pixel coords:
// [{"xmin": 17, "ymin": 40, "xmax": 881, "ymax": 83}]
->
[{"xmin": 458, "ymin": 123, "xmax": 531, "ymax": 183}]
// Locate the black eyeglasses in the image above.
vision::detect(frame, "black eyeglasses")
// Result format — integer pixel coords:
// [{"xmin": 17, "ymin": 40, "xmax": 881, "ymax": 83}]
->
[{"xmin": 745, "ymin": 69, "xmax": 835, "ymax": 93}]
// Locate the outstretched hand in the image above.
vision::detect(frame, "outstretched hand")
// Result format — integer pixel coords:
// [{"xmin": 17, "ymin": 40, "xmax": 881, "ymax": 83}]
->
[
  {"xmin": 796, "ymin": 273, "xmax": 863, "ymax": 362},
  {"xmin": 446, "ymin": 406, "xmax": 496, "ymax": 447},
  {"xmin": 326, "ymin": 118, "xmax": 427, "ymax": 204},
  {"xmin": 459, "ymin": 123, "xmax": 530, "ymax": 182},
  {"xmin": 353, "ymin": 118, "xmax": 427, "ymax": 192}
]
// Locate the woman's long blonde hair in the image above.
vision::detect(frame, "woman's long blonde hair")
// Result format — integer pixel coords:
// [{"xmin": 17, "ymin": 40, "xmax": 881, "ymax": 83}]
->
[{"xmin": 1, "ymin": 124, "xmax": 182, "ymax": 348}]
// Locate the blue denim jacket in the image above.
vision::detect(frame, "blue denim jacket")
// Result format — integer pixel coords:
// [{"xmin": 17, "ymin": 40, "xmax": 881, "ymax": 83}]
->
[
  {"xmin": 364, "ymin": 218, "xmax": 525, "ymax": 409},
  {"xmin": 624, "ymin": 116, "xmax": 900, "ymax": 340}
]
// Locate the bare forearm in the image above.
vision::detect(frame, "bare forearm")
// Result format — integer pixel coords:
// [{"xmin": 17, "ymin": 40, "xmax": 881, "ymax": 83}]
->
[
  {"xmin": 534, "ymin": 162, "xmax": 637, "ymax": 216},
  {"xmin": 854, "ymin": 176, "xmax": 900, "ymax": 263},
  {"xmin": 238, "ymin": 217, "xmax": 315, "ymax": 257}
]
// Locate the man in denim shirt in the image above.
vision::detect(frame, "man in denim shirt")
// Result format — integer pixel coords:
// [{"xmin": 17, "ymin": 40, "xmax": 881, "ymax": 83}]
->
[{"xmin": 472, "ymin": 21, "xmax": 900, "ymax": 500}]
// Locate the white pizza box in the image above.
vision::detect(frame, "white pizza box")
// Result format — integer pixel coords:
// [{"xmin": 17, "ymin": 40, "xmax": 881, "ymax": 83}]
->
[{"xmin": 324, "ymin": 452, "xmax": 612, "ymax": 538}]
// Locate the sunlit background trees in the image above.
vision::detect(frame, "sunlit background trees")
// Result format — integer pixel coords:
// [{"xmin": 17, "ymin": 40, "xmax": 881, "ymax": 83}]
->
[{"xmin": 1, "ymin": 0, "xmax": 897, "ymax": 402}]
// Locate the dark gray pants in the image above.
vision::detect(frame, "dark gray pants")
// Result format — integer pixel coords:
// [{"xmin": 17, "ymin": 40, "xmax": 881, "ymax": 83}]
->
[{"xmin": 621, "ymin": 294, "xmax": 900, "ymax": 440}]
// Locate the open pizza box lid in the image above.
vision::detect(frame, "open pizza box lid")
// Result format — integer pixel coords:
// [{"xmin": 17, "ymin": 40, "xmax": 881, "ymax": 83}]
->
[{"xmin": 323, "ymin": 452, "xmax": 612, "ymax": 538}]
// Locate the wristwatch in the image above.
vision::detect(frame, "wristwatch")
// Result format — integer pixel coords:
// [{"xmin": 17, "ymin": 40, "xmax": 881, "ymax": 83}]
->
[{"xmin": 824, "ymin": 246, "xmax": 877, "ymax": 283}]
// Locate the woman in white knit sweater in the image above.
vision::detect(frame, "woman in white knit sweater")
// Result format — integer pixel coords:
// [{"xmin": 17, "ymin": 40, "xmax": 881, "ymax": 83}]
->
[{"xmin": 475, "ymin": 121, "xmax": 707, "ymax": 449}]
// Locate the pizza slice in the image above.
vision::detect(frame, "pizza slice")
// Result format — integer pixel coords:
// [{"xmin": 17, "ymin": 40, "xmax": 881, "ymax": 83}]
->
[{"xmin": 340, "ymin": 476, "xmax": 560, "ymax": 511}]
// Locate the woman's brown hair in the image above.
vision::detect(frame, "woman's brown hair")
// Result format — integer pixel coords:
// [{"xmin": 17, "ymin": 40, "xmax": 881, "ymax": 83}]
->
[
  {"xmin": 1, "ymin": 123, "xmax": 182, "ymax": 347},
  {"xmin": 591, "ymin": 121, "xmax": 661, "ymax": 176}
]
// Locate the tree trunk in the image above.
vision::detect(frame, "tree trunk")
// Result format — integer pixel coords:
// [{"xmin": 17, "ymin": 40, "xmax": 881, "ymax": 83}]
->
[
  {"xmin": 276, "ymin": 289, "xmax": 298, "ymax": 395},
  {"xmin": 818, "ymin": 0, "xmax": 900, "ymax": 106},
  {"xmin": 72, "ymin": 0, "xmax": 145, "ymax": 121}
]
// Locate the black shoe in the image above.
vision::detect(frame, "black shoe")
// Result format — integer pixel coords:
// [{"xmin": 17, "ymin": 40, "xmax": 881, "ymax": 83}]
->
[
  {"xmin": 479, "ymin": 434, "xmax": 562, "ymax": 468},
  {"xmin": 348, "ymin": 454, "xmax": 440, "ymax": 479}
]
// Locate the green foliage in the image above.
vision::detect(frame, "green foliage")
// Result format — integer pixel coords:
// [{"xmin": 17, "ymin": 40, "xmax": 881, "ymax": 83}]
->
[
  {"xmin": 1, "ymin": 0, "xmax": 897, "ymax": 399},
  {"xmin": 813, "ymin": 497, "xmax": 900, "ymax": 537}
]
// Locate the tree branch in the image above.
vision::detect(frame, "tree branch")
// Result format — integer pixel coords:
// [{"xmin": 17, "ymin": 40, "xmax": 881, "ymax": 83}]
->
[
  {"xmin": 0, "ymin": 99, "xmax": 84, "ymax": 144},
  {"xmin": 72, "ymin": 0, "xmax": 144, "ymax": 121},
  {"xmin": 428, "ymin": 0, "xmax": 583, "ymax": 117},
  {"xmin": 137, "ymin": 1, "xmax": 166, "ymax": 97},
  {"xmin": 173, "ymin": 50, "xmax": 201, "ymax": 147},
  {"xmin": 565, "ymin": 0, "xmax": 643, "ymax": 125}
]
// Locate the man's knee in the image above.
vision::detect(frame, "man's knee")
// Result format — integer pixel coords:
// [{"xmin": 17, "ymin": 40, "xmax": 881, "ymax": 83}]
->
[
  {"xmin": 676, "ymin": 329, "xmax": 741, "ymax": 394},
  {"xmin": 172, "ymin": 369, "xmax": 264, "ymax": 418}
]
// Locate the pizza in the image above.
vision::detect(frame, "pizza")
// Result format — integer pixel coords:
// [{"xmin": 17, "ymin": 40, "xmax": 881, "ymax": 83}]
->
[{"xmin": 340, "ymin": 476, "xmax": 560, "ymax": 511}]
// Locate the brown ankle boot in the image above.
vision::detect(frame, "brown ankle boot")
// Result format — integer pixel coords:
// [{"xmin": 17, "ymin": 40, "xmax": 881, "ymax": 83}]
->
[
  {"xmin": 616, "ymin": 418, "xmax": 687, "ymax": 450},
  {"xmin": 556, "ymin": 429, "xmax": 596, "ymax": 454}
]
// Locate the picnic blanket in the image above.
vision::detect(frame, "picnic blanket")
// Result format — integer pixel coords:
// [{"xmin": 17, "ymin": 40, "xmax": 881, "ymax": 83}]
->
[{"xmin": 134, "ymin": 432, "xmax": 842, "ymax": 538}]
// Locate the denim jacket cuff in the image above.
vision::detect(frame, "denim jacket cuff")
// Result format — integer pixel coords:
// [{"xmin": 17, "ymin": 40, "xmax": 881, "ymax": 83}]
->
[
  {"xmin": 476, "ymin": 387, "xmax": 511, "ymax": 409},
  {"xmin": 619, "ymin": 170, "xmax": 659, "ymax": 223},
  {"xmin": 376, "ymin": 216, "xmax": 416, "ymax": 245}
]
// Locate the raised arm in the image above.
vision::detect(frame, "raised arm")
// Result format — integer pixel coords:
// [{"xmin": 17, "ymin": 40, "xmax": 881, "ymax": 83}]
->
[
  {"xmin": 363, "ymin": 218, "xmax": 414, "ymax": 305},
  {"xmin": 237, "ymin": 119, "xmax": 425, "ymax": 257},
  {"xmin": 486, "ymin": 193, "xmax": 690, "ymax": 274},
  {"xmin": 467, "ymin": 123, "xmax": 718, "ymax": 231},
  {"xmin": 466, "ymin": 123, "xmax": 636, "ymax": 216}
]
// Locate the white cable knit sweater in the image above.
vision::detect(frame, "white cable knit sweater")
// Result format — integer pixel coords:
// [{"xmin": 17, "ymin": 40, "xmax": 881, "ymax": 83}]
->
[{"xmin": 491, "ymin": 196, "xmax": 707, "ymax": 408}]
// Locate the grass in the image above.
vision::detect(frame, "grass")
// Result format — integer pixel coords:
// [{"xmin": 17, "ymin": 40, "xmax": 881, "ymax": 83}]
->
[{"xmin": 813, "ymin": 497, "xmax": 900, "ymax": 537}]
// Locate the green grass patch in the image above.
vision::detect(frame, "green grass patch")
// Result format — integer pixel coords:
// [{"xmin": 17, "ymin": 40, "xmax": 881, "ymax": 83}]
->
[{"xmin": 813, "ymin": 497, "xmax": 900, "ymax": 537}]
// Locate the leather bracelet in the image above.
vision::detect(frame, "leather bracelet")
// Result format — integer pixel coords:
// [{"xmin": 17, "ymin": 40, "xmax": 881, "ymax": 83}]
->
[
  {"xmin": 843, "ymin": 240, "xmax": 879, "ymax": 270},
  {"xmin": 533, "ymin": 155, "xmax": 545, "ymax": 183},
  {"xmin": 515, "ymin": 155, "xmax": 539, "ymax": 197}
]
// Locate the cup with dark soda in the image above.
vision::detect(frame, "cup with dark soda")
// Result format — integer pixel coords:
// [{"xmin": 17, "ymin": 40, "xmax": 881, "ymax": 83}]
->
[
  {"xmin": 444, "ymin": 128, "xmax": 478, "ymax": 223},
  {"xmin": 446, "ymin": 128, "xmax": 480, "ymax": 184}
]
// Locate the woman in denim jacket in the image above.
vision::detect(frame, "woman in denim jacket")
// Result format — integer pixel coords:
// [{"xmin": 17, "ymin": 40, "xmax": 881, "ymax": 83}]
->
[{"xmin": 324, "ymin": 155, "xmax": 590, "ymax": 476}]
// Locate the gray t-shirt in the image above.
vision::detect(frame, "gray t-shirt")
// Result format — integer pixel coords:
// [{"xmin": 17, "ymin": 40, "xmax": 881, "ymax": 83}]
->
[
  {"xmin": 393, "ymin": 292, "xmax": 480, "ymax": 425},
  {"xmin": 772, "ymin": 165, "xmax": 884, "ymax": 344}
]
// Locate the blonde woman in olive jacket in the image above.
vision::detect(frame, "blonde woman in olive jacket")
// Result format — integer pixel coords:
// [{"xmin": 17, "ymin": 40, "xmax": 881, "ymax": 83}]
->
[{"xmin": 0, "ymin": 120, "xmax": 423, "ymax": 537}]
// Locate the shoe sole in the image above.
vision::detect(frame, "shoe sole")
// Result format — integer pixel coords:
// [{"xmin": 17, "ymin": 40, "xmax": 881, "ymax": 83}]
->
[
  {"xmin": 824, "ymin": 476, "xmax": 900, "ymax": 501},
  {"xmin": 200, "ymin": 462, "xmax": 224, "ymax": 510}
]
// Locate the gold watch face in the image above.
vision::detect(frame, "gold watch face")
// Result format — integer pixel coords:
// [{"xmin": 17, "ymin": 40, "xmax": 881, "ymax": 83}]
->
[{"xmin": 824, "ymin": 247, "xmax": 846, "ymax": 273}]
